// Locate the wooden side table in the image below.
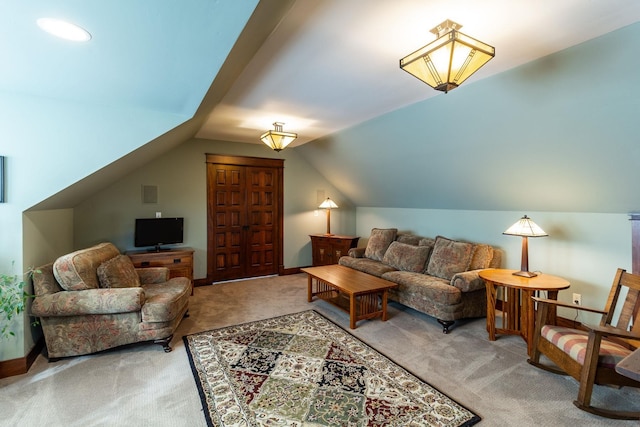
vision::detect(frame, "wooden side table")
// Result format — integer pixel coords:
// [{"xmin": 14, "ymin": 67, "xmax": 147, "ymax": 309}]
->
[
  {"xmin": 479, "ymin": 268, "xmax": 570, "ymax": 356},
  {"xmin": 309, "ymin": 234, "xmax": 359, "ymax": 266}
]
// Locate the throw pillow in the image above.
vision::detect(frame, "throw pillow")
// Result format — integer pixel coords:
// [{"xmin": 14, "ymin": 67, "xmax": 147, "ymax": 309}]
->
[
  {"xmin": 418, "ymin": 237, "xmax": 435, "ymax": 248},
  {"xmin": 364, "ymin": 228, "xmax": 397, "ymax": 261},
  {"xmin": 53, "ymin": 243, "xmax": 121, "ymax": 291},
  {"xmin": 426, "ymin": 236, "xmax": 474, "ymax": 280},
  {"xmin": 469, "ymin": 244, "xmax": 494, "ymax": 270},
  {"xmin": 382, "ymin": 241, "xmax": 431, "ymax": 273},
  {"xmin": 395, "ymin": 233, "xmax": 423, "ymax": 246},
  {"xmin": 97, "ymin": 255, "xmax": 141, "ymax": 289}
]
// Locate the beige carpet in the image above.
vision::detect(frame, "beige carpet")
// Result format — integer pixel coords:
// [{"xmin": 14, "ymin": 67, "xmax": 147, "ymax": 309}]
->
[{"xmin": 1, "ymin": 273, "xmax": 639, "ymax": 426}]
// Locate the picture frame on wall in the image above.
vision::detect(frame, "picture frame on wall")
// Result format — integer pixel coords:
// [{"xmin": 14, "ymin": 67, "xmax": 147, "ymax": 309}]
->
[{"xmin": 0, "ymin": 156, "xmax": 4, "ymax": 203}]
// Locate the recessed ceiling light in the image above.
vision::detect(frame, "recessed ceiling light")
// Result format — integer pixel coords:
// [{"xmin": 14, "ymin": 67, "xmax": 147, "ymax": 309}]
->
[{"xmin": 37, "ymin": 18, "xmax": 91, "ymax": 42}]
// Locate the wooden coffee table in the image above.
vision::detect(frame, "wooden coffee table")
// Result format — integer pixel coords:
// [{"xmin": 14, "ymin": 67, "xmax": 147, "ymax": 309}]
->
[{"xmin": 301, "ymin": 265, "xmax": 398, "ymax": 329}]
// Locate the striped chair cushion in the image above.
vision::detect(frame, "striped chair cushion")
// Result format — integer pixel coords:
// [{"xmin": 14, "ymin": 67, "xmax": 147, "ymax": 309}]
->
[{"xmin": 541, "ymin": 325, "xmax": 632, "ymax": 369}]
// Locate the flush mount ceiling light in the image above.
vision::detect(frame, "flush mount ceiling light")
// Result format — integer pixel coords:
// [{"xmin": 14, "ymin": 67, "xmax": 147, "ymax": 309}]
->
[
  {"xmin": 37, "ymin": 18, "xmax": 92, "ymax": 42},
  {"xmin": 260, "ymin": 122, "xmax": 297, "ymax": 152},
  {"xmin": 400, "ymin": 19, "xmax": 494, "ymax": 93}
]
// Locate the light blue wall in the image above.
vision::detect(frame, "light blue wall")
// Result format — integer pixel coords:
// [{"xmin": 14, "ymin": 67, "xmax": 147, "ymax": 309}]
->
[{"xmin": 297, "ymin": 23, "xmax": 640, "ymax": 214}]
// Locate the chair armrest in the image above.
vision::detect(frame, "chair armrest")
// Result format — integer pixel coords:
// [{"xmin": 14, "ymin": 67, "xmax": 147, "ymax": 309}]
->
[
  {"xmin": 532, "ymin": 297, "xmax": 607, "ymax": 315},
  {"xmin": 136, "ymin": 267, "xmax": 170, "ymax": 284},
  {"xmin": 348, "ymin": 247, "xmax": 366, "ymax": 258},
  {"xmin": 31, "ymin": 288, "xmax": 145, "ymax": 317},
  {"xmin": 582, "ymin": 323, "xmax": 640, "ymax": 342},
  {"xmin": 451, "ymin": 270, "xmax": 486, "ymax": 292}
]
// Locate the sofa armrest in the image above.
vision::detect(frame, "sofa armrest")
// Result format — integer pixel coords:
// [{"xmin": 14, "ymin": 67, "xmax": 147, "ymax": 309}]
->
[
  {"xmin": 31, "ymin": 288, "xmax": 145, "ymax": 317},
  {"xmin": 348, "ymin": 247, "xmax": 366, "ymax": 258},
  {"xmin": 136, "ymin": 267, "xmax": 170, "ymax": 284},
  {"xmin": 451, "ymin": 270, "xmax": 486, "ymax": 292}
]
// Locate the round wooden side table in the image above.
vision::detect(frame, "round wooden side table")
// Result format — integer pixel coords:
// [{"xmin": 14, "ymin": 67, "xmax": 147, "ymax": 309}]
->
[{"xmin": 479, "ymin": 268, "xmax": 570, "ymax": 356}]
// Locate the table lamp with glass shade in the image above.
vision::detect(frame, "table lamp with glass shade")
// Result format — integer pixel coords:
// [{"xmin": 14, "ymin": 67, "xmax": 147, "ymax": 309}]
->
[
  {"xmin": 503, "ymin": 215, "xmax": 548, "ymax": 277},
  {"xmin": 318, "ymin": 198, "xmax": 338, "ymax": 235}
]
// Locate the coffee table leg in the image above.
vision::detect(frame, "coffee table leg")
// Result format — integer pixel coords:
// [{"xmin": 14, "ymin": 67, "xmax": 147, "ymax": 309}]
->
[
  {"xmin": 349, "ymin": 295, "xmax": 356, "ymax": 329},
  {"xmin": 381, "ymin": 290, "xmax": 389, "ymax": 321}
]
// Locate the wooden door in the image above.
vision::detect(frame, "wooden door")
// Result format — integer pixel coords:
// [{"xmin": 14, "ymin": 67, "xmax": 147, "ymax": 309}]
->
[{"xmin": 206, "ymin": 154, "xmax": 283, "ymax": 283}]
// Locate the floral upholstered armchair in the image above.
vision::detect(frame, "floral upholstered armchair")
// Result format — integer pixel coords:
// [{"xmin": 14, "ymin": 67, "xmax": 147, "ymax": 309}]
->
[{"xmin": 31, "ymin": 242, "xmax": 190, "ymax": 360}]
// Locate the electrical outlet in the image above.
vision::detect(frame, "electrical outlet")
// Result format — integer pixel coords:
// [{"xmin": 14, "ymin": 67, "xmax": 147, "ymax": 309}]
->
[{"xmin": 572, "ymin": 293, "xmax": 582, "ymax": 306}]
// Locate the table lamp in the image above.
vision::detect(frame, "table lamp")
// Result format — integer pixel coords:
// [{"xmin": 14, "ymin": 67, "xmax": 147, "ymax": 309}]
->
[
  {"xmin": 503, "ymin": 215, "xmax": 548, "ymax": 277},
  {"xmin": 318, "ymin": 198, "xmax": 338, "ymax": 235}
]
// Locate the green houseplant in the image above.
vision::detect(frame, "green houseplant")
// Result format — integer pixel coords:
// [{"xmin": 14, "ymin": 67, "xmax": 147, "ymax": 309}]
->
[{"xmin": 0, "ymin": 266, "xmax": 37, "ymax": 340}]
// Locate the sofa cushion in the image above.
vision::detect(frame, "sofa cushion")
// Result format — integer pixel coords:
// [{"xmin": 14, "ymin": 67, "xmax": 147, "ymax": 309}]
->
[
  {"xmin": 339, "ymin": 256, "xmax": 397, "ymax": 278},
  {"xmin": 383, "ymin": 271, "xmax": 461, "ymax": 306},
  {"xmin": 382, "ymin": 241, "xmax": 431, "ymax": 273},
  {"xmin": 469, "ymin": 244, "xmax": 494, "ymax": 270},
  {"xmin": 364, "ymin": 228, "xmax": 397, "ymax": 261},
  {"xmin": 426, "ymin": 236, "xmax": 474, "ymax": 281},
  {"xmin": 53, "ymin": 243, "xmax": 121, "ymax": 291},
  {"xmin": 97, "ymin": 255, "xmax": 141, "ymax": 289},
  {"xmin": 541, "ymin": 325, "xmax": 631, "ymax": 369},
  {"xmin": 141, "ymin": 277, "xmax": 191, "ymax": 323}
]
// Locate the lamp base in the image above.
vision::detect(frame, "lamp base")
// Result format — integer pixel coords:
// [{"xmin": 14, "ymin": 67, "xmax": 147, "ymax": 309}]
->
[{"xmin": 512, "ymin": 270, "xmax": 538, "ymax": 278}]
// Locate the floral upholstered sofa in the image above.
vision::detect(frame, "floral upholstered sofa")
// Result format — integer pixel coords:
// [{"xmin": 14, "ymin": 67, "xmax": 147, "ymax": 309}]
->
[
  {"xmin": 31, "ymin": 242, "xmax": 190, "ymax": 359},
  {"xmin": 338, "ymin": 228, "xmax": 501, "ymax": 333}
]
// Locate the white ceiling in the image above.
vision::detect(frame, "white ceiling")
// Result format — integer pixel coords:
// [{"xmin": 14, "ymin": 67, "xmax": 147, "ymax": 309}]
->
[
  {"xmin": 196, "ymin": 0, "xmax": 640, "ymax": 147},
  {"xmin": 3, "ymin": 0, "xmax": 640, "ymax": 150}
]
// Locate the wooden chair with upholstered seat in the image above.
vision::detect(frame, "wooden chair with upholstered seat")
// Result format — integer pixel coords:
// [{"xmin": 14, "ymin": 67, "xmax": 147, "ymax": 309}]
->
[{"xmin": 528, "ymin": 268, "xmax": 640, "ymax": 419}]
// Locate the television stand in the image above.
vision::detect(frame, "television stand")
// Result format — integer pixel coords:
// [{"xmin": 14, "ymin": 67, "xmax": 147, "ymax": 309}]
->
[{"xmin": 126, "ymin": 247, "xmax": 194, "ymax": 295}]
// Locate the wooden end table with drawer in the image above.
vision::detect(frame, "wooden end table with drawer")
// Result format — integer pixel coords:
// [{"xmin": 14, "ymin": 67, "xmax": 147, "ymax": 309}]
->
[{"xmin": 309, "ymin": 234, "xmax": 359, "ymax": 266}]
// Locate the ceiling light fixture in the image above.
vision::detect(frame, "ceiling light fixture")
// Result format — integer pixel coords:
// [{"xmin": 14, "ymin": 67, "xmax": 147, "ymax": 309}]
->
[
  {"xmin": 37, "ymin": 18, "xmax": 92, "ymax": 42},
  {"xmin": 260, "ymin": 122, "xmax": 297, "ymax": 152},
  {"xmin": 400, "ymin": 19, "xmax": 494, "ymax": 93}
]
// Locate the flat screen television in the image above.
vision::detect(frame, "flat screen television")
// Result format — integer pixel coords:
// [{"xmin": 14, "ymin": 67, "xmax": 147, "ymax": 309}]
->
[{"xmin": 134, "ymin": 217, "xmax": 184, "ymax": 251}]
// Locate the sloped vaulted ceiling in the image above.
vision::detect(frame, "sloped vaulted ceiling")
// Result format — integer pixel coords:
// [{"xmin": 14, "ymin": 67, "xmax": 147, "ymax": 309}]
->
[{"xmin": 2, "ymin": 0, "xmax": 294, "ymax": 210}]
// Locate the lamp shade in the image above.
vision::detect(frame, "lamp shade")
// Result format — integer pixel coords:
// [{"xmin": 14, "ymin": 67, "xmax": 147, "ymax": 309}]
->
[
  {"xmin": 503, "ymin": 215, "xmax": 547, "ymax": 277},
  {"xmin": 400, "ymin": 20, "xmax": 494, "ymax": 93},
  {"xmin": 260, "ymin": 122, "xmax": 297, "ymax": 152},
  {"xmin": 319, "ymin": 198, "xmax": 337, "ymax": 235},
  {"xmin": 503, "ymin": 215, "xmax": 548, "ymax": 237},
  {"xmin": 318, "ymin": 198, "xmax": 338, "ymax": 209}
]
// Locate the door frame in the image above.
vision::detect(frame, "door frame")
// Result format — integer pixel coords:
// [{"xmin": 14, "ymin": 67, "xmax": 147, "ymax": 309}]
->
[{"xmin": 205, "ymin": 154, "xmax": 284, "ymax": 283}]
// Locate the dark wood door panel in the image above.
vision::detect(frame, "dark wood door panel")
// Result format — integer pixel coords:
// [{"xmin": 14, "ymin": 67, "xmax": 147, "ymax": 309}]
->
[{"xmin": 206, "ymin": 155, "xmax": 283, "ymax": 283}]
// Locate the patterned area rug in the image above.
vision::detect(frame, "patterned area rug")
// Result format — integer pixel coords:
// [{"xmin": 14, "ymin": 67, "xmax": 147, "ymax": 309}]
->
[{"xmin": 183, "ymin": 310, "xmax": 480, "ymax": 426}]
